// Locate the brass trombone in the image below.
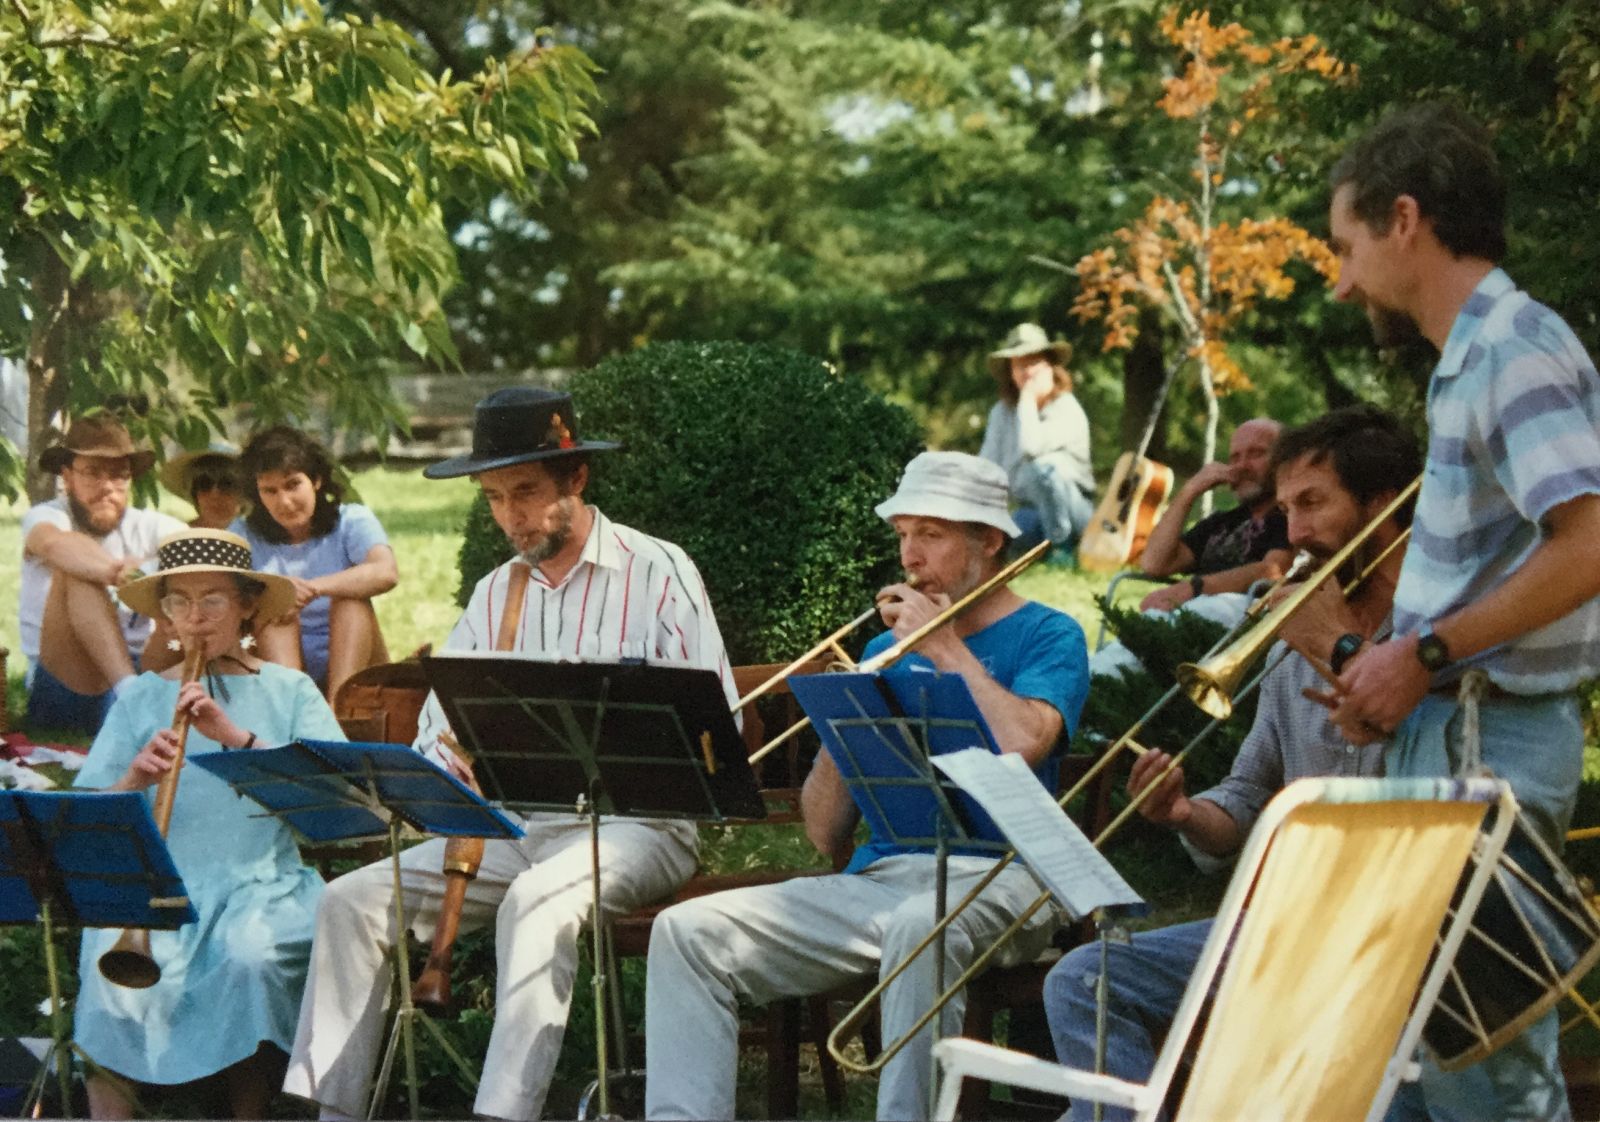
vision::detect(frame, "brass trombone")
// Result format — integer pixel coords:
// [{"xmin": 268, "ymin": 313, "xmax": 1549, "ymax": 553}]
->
[
  {"xmin": 745, "ymin": 540, "xmax": 1052, "ymax": 765},
  {"xmin": 825, "ymin": 478, "xmax": 1419, "ymax": 1075}
]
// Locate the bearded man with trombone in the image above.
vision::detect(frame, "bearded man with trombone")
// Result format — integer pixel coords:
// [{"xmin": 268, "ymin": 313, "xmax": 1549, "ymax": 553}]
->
[
  {"xmin": 1323, "ymin": 103, "xmax": 1600, "ymax": 1122},
  {"xmin": 643, "ymin": 451, "xmax": 1090, "ymax": 1122},
  {"xmin": 282, "ymin": 387, "xmax": 738, "ymax": 1122},
  {"xmin": 1044, "ymin": 405, "xmax": 1417, "ymax": 1122}
]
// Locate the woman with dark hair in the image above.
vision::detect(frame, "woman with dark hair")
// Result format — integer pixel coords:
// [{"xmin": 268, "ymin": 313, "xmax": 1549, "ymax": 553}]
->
[
  {"xmin": 75, "ymin": 529, "xmax": 344, "ymax": 1119},
  {"xmin": 233, "ymin": 426, "xmax": 397, "ymax": 700},
  {"xmin": 978, "ymin": 322, "xmax": 1096, "ymax": 555}
]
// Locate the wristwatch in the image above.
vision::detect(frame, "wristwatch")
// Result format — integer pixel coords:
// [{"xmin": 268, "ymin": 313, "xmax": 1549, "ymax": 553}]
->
[
  {"xmin": 1188, "ymin": 574, "xmax": 1206, "ymax": 598},
  {"xmin": 1329, "ymin": 632, "xmax": 1365, "ymax": 675},
  {"xmin": 1414, "ymin": 625, "xmax": 1452, "ymax": 672}
]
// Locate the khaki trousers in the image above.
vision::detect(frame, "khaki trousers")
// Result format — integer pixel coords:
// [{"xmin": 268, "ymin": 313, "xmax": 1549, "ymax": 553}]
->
[{"xmin": 284, "ymin": 815, "xmax": 696, "ymax": 1120}]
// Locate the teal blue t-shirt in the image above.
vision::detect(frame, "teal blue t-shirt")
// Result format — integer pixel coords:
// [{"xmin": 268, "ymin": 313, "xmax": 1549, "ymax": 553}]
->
[{"xmin": 840, "ymin": 599, "xmax": 1089, "ymax": 874}]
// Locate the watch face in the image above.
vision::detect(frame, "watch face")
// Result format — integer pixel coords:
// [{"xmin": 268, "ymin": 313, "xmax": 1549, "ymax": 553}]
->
[{"xmin": 1418, "ymin": 634, "xmax": 1450, "ymax": 671}]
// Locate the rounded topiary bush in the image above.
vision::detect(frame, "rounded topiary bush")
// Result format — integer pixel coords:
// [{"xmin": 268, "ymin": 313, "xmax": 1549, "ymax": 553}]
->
[{"xmin": 456, "ymin": 341, "xmax": 925, "ymax": 665}]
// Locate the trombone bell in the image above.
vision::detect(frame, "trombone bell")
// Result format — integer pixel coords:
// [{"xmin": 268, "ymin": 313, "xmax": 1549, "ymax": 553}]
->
[{"xmin": 1175, "ymin": 662, "xmax": 1238, "ymax": 721}]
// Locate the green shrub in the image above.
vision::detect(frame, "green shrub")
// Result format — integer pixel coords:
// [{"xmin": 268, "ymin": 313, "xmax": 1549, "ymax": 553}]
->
[{"xmin": 456, "ymin": 341, "xmax": 925, "ymax": 665}]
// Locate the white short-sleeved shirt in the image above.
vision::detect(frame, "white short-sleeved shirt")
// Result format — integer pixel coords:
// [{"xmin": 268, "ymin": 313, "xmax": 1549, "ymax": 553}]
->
[{"xmin": 18, "ymin": 498, "xmax": 187, "ymax": 671}]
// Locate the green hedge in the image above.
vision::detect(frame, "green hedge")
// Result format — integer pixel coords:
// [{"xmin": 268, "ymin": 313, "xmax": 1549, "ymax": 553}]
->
[{"xmin": 456, "ymin": 341, "xmax": 925, "ymax": 666}]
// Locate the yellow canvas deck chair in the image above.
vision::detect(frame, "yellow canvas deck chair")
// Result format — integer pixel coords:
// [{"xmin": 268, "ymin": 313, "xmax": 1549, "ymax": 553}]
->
[{"xmin": 933, "ymin": 776, "xmax": 1517, "ymax": 1122}]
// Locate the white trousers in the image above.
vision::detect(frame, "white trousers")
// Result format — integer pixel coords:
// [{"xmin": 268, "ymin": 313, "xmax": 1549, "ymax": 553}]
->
[
  {"xmin": 644, "ymin": 853, "xmax": 1059, "ymax": 1121},
  {"xmin": 283, "ymin": 815, "xmax": 697, "ymax": 1120}
]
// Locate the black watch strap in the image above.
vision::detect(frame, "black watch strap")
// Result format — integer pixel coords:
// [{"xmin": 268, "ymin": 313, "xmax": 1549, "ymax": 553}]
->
[
  {"xmin": 1416, "ymin": 625, "xmax": 1452, "ymax": 672},
  {"xmin": 1329, "ymin": 632, "xmax": 1365, "ymax": 675},
  {"xmin": 1189, "ymin": 574, "xmax": 1206, "ymax": 598}
]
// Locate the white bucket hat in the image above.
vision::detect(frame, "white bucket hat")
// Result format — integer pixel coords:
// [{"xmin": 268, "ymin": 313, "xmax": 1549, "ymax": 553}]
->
[{"xmin": 873, "ymin": 451, "xmax": 1021, "ymax": 538}]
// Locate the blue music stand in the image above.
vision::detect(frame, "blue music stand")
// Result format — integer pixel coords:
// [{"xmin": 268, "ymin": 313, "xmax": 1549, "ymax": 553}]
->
[
  {"xmin": 193, "ymin": 740, "xmax": 521, "ymax": 1120},
  {"xmin": 788, "ymin": 666, "xmax": 1021, "ymax": 1067},
  {"xmin": 0, "ymin": 790, "xmax": 196, "ymax": 1118}
]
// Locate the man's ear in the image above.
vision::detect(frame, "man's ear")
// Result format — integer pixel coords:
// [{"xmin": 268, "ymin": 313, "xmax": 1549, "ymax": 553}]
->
[
  {"xmin": 983, "ymin": 526, "xmax": 1007, "ymax": 560},
  {"xmin": 567, "ymin": 461, "xmax": 590, "ymax": 498},
  {"xmin": 1390, "ymin": 194, "xmax": 1423, "ymax": 244}
]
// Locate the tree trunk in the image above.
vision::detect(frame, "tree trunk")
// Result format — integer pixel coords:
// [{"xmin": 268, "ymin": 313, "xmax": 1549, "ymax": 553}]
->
[
  {"xmin": 1196, "ymin": 351, "xmax": 1219, "ymax": 520},
  {"xmin": 1120, "ymin": 307, "xmax": 1169, "ymax": 462},
  {"xmin": 26, "ymin": 246, "xmax": 74, "ymax": 502}
]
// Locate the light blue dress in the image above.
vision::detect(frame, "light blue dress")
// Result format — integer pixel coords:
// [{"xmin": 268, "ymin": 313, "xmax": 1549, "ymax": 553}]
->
[
  {"xmin": 73, "ymin": 663, "xmax": 345, "ymax": 1085},
  {"xmin": 231, "ymin": 504, "xmax": 389, "ymax": 687}
]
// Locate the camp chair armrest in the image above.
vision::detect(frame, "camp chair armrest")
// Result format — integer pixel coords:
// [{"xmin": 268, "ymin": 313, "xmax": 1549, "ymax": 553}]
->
[{"xmin": 933, "ymin": 1038, "xmax": 1152, "ymax": 1121}]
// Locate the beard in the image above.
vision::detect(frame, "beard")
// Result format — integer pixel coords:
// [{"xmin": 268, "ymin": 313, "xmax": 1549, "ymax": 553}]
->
[
  {"xmin": 1369, "ymin": 302, "xmax": 1423, "ymax": 349},
  {"xmin": 67, "ymin": 493, "xmax": 123, "ymax": 536},
  {"xmin": 1233, "ymin": 477, "xmax": 1268, "ymax": 506},
  {"xmin": 518, "ymin": 496, "xmax": 576, "ymax": 565}
]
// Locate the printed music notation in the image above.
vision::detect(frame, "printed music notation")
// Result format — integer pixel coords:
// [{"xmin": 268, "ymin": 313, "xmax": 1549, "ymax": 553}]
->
[{"xmin": 932, "ymin": 748, "xmax": 1145, "ymax": 920}]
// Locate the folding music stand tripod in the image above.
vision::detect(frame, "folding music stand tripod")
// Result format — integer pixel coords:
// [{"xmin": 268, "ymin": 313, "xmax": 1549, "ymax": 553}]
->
[
  {"xmin": 423, "ymin": 653, "xmax": 766, "ymax": 1119},
  {"xmin": 193, "ymin": 739, "xmax": 522, "ymax": 1121},
  {"xmin": 0, "ymin": 789, "xmax": 197, "ymax": 1119},
  {"xmin": 787, "ymin": 669, "xmax": 1019, "ymax": 1056}
]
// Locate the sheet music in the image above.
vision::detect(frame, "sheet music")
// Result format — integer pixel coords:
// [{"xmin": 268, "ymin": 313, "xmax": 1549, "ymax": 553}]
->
[{"xmin": 932, "ymin": 749, "xmax": 1145, "ymax": 919}]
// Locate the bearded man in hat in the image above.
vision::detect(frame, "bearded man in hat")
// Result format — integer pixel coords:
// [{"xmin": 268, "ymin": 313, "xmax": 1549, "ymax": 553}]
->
[
  {"xmin": 978, "ymin": 322, "xmax": 1097, "ymax": 554},
  {"xmin": 644, "ymin": 450, "xmax": 1090, "ymax": 1122},
  {"xmin": 284, "ymin": 387, "xmax": 737, "ymax": 1122},
  {"xmin": 20, "ymin": 414, "xmax": 187, "ymax": 734}
]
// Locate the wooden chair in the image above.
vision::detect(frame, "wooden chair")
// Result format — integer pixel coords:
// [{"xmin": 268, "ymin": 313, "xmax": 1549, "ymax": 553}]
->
[{"xmin": 934, "ymin": 776, "xmax": 1518, "ymax": 1122}]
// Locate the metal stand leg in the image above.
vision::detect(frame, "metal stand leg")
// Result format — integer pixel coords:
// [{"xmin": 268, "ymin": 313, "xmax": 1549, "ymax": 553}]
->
[
  {"xmin": 1091, "ymin": 910, "xmax": 1128, "ymax": 1122},
  {"xmin": 23, "ymin": 899, "xmax": 84, "ymax": 1120},
  {"xmin": 367, "ymin": 821, "xmax": 480, "ymax": 1120},
  {"xmin": 930, "ymin": 822, "xmax": 950, "ymax": 1113}
]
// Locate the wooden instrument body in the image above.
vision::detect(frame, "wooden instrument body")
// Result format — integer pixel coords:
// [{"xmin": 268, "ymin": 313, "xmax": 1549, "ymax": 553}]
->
[
  {"xmin": 412, "ymin": 560, "xmax": 530, "ymax": 1013},
  {"xmin": 99, "ymin": 645, "xmax": 208, "ymax": 989},
  {"xmin": 1077, "ymin": 451, "xmax": 1175, "ymax": 573}
]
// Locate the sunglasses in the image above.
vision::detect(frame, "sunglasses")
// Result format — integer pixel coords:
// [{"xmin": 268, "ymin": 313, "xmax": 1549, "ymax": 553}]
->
[{"xmin": 192, "ymin": 473, "xmax": 237, "ymax": 494}]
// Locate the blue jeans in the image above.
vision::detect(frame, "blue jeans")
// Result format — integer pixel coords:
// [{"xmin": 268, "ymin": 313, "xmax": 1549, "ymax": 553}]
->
[
  {"xmin": 1044, "ymin": 919, "xmax": 1216, "ymax": 1122},
  {"xmin": 25, "ymin": 662, "xmax": 113, "ymax": 737},
  {"xmin": 1013, "ymin": 460, "xmax": 1095, "ymax": 551},
  {"xmin": 1384, "ymin": 691, "xmax": 1581, "ymax": 1122}
]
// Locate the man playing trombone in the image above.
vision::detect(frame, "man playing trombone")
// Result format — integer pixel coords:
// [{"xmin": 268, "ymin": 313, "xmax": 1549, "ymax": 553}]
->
[
  {"xmin": 644, "ymin": 451, "xmax": 1090, "ymax": 1121},
  {"xmin": 1325, "ymin": 103, "xmax": 1600, "ymax": 1122},
  {"xmin": 1045, "ymin": 405, "xmax": 1418, "ymax": 1121}
]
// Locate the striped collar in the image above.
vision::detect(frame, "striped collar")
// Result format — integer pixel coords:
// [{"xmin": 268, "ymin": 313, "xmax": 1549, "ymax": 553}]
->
[{"xmin": 1434, "ymin": 267, "xmax": 1516, "ymax": 382}]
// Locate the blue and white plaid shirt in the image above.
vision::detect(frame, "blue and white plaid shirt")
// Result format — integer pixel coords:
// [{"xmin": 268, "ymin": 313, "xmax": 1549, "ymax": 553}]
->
[{"xmin": 1392, "ymin": 268, "xmax": 1600, "ymax": 693}]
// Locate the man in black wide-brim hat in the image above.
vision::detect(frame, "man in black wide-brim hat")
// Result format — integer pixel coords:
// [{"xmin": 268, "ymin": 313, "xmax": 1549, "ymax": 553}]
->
[{"xmin": 285, "ymin": 387, "xmax": 738, "ymax": 1122}]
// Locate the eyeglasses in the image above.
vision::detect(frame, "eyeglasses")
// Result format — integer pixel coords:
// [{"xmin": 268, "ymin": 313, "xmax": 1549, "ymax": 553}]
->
[
  {"xmin": 192, "ymin": 473, "xmax": 236, "ymax": 494},
  {"xmin": 69, "ymin": 462, "xmax": 133, "ymax": 484},
  {"xmin": 158, "ymin": 592, "xmax": 237, "ymax": 621}
]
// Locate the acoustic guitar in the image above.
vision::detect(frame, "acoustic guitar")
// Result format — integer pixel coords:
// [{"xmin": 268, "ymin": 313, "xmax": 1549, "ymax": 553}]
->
[
  {"xmin": 1077, "ymin": 451, "xmax": 1175, "ymax": 572},
  {"xmin": 1077, "ymin": 358, "xmax": 1180, "ymax": 572}
]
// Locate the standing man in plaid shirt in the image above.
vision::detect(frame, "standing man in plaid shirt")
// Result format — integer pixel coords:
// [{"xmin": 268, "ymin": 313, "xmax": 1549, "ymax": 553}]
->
[{"xmin": 1325, "ymin": 102, "xmax": 1600, "ymax": 1121}]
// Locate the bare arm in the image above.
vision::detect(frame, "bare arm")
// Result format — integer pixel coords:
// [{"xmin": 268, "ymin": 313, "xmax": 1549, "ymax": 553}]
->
[
  {"xmin": 801, "ymin": 751, "xmax": 860, "ymax": 866},
  {"xmin": 1191, "ymin": 550, "xmax": 1293, "ymax": 596},
  {"xmin": 1139, "ymin": 465, "xmax": 1227, "ymax": 576},
  {"xmin": 25, "ymin": 522, "xmax": 137, "ymax": 586},
  {"xmin": 306, "ymin": 543, "xmax": 399, "ymax": 600},
  {"xmin": 1127, "ymin": 748, "xmax": 1244, "ymax": 857},
  {"xmin": 879, "ymin": 587, "xmax": 1063, "ymax": 766}
]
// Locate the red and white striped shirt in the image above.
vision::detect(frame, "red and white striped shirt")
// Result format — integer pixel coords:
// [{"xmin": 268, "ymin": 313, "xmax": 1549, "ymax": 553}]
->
[{"xmin": 414, "ymin": 508, "xmax": 737, "ymax": 767}]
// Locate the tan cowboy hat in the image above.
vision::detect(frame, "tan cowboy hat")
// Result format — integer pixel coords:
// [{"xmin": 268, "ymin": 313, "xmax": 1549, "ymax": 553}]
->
[
  {"xmin": 38, "ymin": 415, "xmax": 157, "ymax": 476},
  {"xmin": 159, "ymin": 441, "xmax": 242, "ymax": 501},
  {"xmin": 987, "ymin": 322, "xmax": 1074, "ymax": 381},
  {"xmin": 119, "ymin": 529, "xmax": 296, "ymax": 625}
]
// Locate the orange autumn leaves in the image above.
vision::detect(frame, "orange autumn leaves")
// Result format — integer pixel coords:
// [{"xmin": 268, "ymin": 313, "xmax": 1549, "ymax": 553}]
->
[{"xmin": 1072, "ymin": 9, "xmax": 1350, "ymax": 393}]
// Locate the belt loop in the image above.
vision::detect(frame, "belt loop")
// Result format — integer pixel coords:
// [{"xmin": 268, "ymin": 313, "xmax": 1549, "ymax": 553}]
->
[{"xmin": 1454, "ymin": 669, "xmax": 1490, "ymax": 778}]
